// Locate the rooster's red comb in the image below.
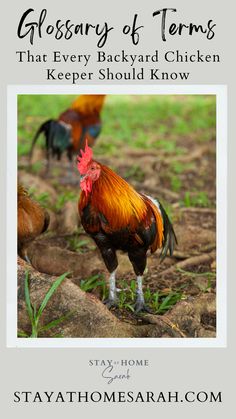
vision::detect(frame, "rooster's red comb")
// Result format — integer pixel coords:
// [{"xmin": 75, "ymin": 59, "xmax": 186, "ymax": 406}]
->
[{"xmin": 77, "ymin": 140, "xmax": 93, "ymax": 175}]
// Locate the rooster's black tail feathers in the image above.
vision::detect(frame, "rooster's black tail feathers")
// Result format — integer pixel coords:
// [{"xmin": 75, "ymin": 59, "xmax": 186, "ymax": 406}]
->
[
  {"xmin": 30, "ymin": 120, "xmax": 72, "ymax": 163},
  {"xmin": 159, "ymin": 202, "xmax": 178, "ymax": 262}
]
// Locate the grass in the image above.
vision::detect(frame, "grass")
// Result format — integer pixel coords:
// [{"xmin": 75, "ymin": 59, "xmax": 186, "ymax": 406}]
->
[
  {"xmin": 18, "ymin": 142, "xmax": 32, "ymax": 157},
  {"xmin": 17, "ymin": 94, "xmax": 216, "ymax": 207},
  {"xmin": 154, "ymin": 138, "xmax": 177, "ymax": 153},
  {"xmin": 100, "ymin": 95, "xmax": 215, "ymax": 153},
  {"xmin": 20, "ymin": 270, "xmax": 71, "ymax": 338},
  {"xmin": 27, "ymin": 188, "xmax": 78, "ymax": 212},
  {"xmin": 67, "ymin": 237, "xmax": 90, "ymax": 253},
  {"xmin": 182, "ymin": 191, "xmax": 210, "ymax": 207},
  {"xmin": 53, "ymin": 191, "xmax": 77, "ymax": 211},
  {"xmin": 18, "ymin": 95, "xmax": 76, "ymax": 156},
  {"xmin": 80, "ymin": 274, "xmax": 107, "ymax": 299},
  {"xmin": 17, "ymin": 94, "xmax": 216, "ymax": 158},
  {"xmin": 18, "ymin": 269, "xmax": 185, "ymax": 337},
  {"xmin": 79, "ymin": 275, "xmax": 183, "ymax": 314},
  {"xmin": 117, "ymin": 279, "xmax": 184, "ymax": 314},
  {"xmin": 28, "ymin": 189, "xmax": 51, "ymax": 208},
  {"xmin": 124, "ymin": 164, "xmax": 145, "ymax": 182},
  {"xmin": 170, "ymin": 175, "xmax": 182, "ymax": 192},
  {"xmin": 66, "ymin": 232, "xmax": 96, "ymax": 253},
  {"xmin": 176, "ymin": 268, "xmax": 216, "ymax": 292},
  {"xmin": 170, "ymin": 161, "xmax": 194, "ymax": 174},
  {"xmin": 30, "ymin": 161, "xmax": 44, "ymax": 174},
  {"xmin": 159, "ymin": 200, "xmax": 175, "ymax": 221},
  {"xmin": 17, "ymin": 94, "xmax": 216, "ymax": 333}
]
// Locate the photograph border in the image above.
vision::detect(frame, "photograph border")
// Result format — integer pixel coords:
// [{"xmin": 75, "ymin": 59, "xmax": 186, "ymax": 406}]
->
[{"xmin": 7, "ymin": 84, "xmax": 227, "ymax": 348}]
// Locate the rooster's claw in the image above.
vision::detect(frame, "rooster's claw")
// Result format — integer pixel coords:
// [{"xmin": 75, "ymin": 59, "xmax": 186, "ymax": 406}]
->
[
  {"xmin": 104, "ymin": 298, "xmax": 119, "ymax": 309},
  {"xmin": 134, "ymin": 300, "xmax": 152, "ymax": 313}
]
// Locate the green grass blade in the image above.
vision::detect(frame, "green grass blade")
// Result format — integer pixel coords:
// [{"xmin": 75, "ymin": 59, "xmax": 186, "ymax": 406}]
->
[
  {"xmin": 33, "ymin": 303, "xmax": 37, "ymax": 321},
  {"xmin": 124, "ymin": 304, "xmax": 135, "ymax": 312},
  {"xmin": 158, "ymin": 293, "xmax": 176, "ymax": 311},
  {"xmin": 24, "ymin": 271, "xmax": 33, "ymax": 323},
  {"xmin": 75, "ymin": 240, "xmax": 89, "ymax": 248},
  {"xmin": 18, "ymin": 330, "xmax": 29, "ymax": 338},
  {"xmin": 157, "ymin": 292, "xmax": 183, "ymax": 314},
  {"xmin": 36, "ymin": 272, "xmax": 69, "ymax": 321},
  {"xmin": 80, "ymin": 274, "xmax": 102, "ymax": 291},
  {"xmin": 39, "ymin": 311, "xmax": 74, "ymax": 332}
]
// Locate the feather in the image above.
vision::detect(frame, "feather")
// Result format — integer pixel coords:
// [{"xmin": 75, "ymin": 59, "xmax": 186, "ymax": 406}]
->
[
  {"xmin": 158, "ymin": 201, "xmax": 178, "ymax": 261},
  {"xmin": 71, "ymin": 95, "xmax": 105, "ymax": 115},
  {"xmin": 80, "ymin": 164, "xmax": 148, "ymax": 231},
  {"xmin": 18, "ymin": 185, "xmax": 50, "ymax": 259},
  {"xmin": 30, "ymin": 95, "xmax": 105, "ymax": 167},
  {"xmin": 78, "ymin": 155, "xmax": 177, "ymax": 266},
  {"xmin": 77, "ymin": 148, "xmax": 177, "ymax": 309},
  {"xmin": 30, "ymin": 119, "xmax": 71, "ymax": 162}
]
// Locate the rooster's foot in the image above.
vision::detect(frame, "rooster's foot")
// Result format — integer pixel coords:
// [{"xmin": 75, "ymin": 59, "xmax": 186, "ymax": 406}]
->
[
  {"xmin": 104, "ymin": 297, "xmax": 119, "ymax": 309},
  {"xmin": 134, "ymin": 299, "xmax": 151, "ymax": 313}
]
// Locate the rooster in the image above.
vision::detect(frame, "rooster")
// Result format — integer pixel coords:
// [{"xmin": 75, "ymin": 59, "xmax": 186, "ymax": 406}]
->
[
  {"xmin": 77, "ymin": 142, "xmax": 177, "ymax": 312},
  {"xmin": 18, "ymin": 184, "xmax": 50, "ymax": 262},
  {"xmin": 30, "ymin": 95, "xmax": 106, "ymax": 176}
]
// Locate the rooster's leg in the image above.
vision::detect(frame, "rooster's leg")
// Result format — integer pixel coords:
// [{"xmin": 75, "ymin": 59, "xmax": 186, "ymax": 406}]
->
[
  {"xmin": 109, "ymin": 270, "xmax": 117, "ymax": 301},
  {"xmin": 94, "ymin": 235, "xmax": 118, "ymax": 308},
  {"xmin": 134, "ymin": 278, "xmax": 151, "ymax": 313},
  {"xmin": 104, "ymin": 270, "xmax": 119, "ymax": 308},
  {"xmin": 128, "ymin": 250, "xmax": 150, "ymax": 312},
  {"xmin": 134, "ymin": 276, "xmax": 146, "ymax": 313}
]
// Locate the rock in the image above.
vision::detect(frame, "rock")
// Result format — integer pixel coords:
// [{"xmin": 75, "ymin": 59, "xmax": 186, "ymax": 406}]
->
[
  {"xmin": 17, "ymin": 262, "xmax": 216, "ymax": 338},
  {"xmin": 47, "ymin": 210, "xmax": 58, "ymax": 232},
  {"xmin": 174, "ymin": 224, "xmax": 216, "ymax": 253},
  {"xmin": 57, "ymin": 201, "xmax": 80, "ymax": 235},
  {"xmin": 211, "ymin": 260, "xmax": 216, "ymax": 271},
  {"xmin": 165, "ymin": 293, "xmax": 216, "ymax": 338},
  {"xmin": 18, "ymin": 171, "xmax": 57, "ymax": 203},
  {"xmin": 193, "ymin": 276, "xmax": 212, "ymax": 292},
  {"xmin": 25, "ymin": 242, "xmax": 104, "ymax": 278},
  {"xmin": 17, "ymin": 265, "xmax": 135, "ymax": 338}
]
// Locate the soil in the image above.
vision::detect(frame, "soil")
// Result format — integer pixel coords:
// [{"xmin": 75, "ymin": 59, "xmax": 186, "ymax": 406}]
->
[{"xmin": 18, "ymin": 137, "xmax": 216, "ymax": 338}]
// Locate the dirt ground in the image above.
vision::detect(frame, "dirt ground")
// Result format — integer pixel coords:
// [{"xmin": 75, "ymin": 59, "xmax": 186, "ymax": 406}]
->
[{"xmin": 18, "ymin": 133, "xmax": 216, "ymax": 337}]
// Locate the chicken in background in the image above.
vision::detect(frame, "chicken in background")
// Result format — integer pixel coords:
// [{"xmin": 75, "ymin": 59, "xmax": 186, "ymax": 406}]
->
[
  {"xmin": 18, "ymin": 184, "xmax": 50, "ymax": 262},
  {"xmin": 30, "ymin": 94, "xmax": 106, "ymax": 179},
  {"xmin": 77, "ymin": 141, "xmax": 177, "ymax": 312}
]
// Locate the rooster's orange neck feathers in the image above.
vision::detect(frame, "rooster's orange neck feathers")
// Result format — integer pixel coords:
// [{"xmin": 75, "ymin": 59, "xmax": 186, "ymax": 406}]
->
[
  {"xmin": 78, "ymin": 144, "xmax": 164, "ymax": 249},
  {"xmin": 72, "ymin": 95, "xmax": 106, "ymax": 115},
  {"xmin": 79, "ymin": 164, "xmax": 148, "ymax": 231}
]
